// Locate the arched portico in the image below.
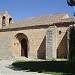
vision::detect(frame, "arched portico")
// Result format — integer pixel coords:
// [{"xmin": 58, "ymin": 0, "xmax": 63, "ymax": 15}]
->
[{"xmin": 15, "ymin": 33, "xmax": 28, "ymax": 58}]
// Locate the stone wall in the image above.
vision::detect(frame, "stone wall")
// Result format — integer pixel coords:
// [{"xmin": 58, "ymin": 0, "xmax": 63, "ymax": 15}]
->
[
  {"xmin": 0, "ymin": 26, "xmax": 48, "ymax": 59},
  {"xmin": 0, "ymin": 25, "xmax": 69, "ymax": 59},
  {"xmin": 57, "ymin": 27, "xmax": 69, "ymax": 58},
  {"xmin": 0, "ymin": 32, "xmax": 13, "ymax": 59},
  {"xmin": 46, "ymin": 26, "xmax": 57, "ymax": 59}
]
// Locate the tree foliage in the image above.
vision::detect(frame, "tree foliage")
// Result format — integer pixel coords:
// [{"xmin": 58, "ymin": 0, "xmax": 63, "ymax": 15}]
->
[
  {"xmin": 69, "ymin": 26, "xmax": 75, "ymax": 60},
  {"xmin": 69, "ymin": 26, "xmax": 75, "ymax": 73},
  {"xmin": 67, "ymin": 0, "xmax": 75, "ymax": 6}
]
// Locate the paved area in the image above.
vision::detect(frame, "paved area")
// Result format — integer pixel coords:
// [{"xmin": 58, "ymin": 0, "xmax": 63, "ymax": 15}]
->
[{"xmin": 0, "ymin": 60, "xmax": 51, "ymax": 75}]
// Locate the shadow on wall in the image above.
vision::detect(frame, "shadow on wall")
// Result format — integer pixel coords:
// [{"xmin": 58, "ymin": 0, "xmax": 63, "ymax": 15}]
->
[
  {"xmin": 57, "ymin": 32, "xmax": 67, "ymax": 58},
  {"xmin": 37, "ymin": 37, "xmax": 46, "ymax": 59}
]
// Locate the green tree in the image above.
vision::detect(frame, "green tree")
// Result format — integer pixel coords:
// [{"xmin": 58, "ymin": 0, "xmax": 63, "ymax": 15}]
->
[{"xmin": 67, "ymin": 0, "xmax": 75, "ymax": 6}]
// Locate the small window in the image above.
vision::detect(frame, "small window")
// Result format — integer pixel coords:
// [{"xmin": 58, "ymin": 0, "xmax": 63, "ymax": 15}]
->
[
  {"xmin": 9, "ymin": 18, "xmax": 12, "ymax": 24},
  {"xmin": 59, "ymin": 31, "xmax": 61, "ymax": 34},
  {"xmin": 2, "ymin": 16, "xmax": 6, "ymax": 26}
]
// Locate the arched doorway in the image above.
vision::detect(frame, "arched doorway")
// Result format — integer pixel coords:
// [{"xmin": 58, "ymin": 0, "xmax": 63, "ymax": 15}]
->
[
  {"xmin": 21, "ymin": 38, "xmax": 28, "ymax": 57},
  {"xmin": 15, "ymin": 33, "xmax": 28, "ymax": 58}
]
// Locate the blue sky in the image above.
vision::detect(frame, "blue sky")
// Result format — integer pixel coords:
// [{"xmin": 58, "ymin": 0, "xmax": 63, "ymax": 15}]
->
[{"xmin": 0, "ymin": 0, "xmax": 74, "ymax": 21}]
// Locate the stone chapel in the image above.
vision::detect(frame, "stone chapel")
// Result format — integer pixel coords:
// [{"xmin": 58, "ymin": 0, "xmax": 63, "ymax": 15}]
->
[{"xmin": 0, "ymin": 11, "xmax": 75, "ymax": 59}]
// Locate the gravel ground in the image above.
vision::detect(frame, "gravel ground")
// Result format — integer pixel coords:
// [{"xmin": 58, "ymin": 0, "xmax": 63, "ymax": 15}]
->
[{"xmin": 0, "ymin": 60, "xmax": 51, "ymax": 75}]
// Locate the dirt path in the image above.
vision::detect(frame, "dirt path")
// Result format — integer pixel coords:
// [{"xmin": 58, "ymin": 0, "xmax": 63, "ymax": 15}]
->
[{"xmin": 0, "ymin": 60, "xmax": 51, "ymax": 75}]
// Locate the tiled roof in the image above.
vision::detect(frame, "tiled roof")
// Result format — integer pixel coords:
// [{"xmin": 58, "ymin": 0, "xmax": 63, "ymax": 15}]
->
[
  {"xmin": 59, "ymin": 18, "xmax": 75, "ymax": 23},
  {"xmin": 2, "ymin": 13, "xmax": 70, "ymax": 29}
]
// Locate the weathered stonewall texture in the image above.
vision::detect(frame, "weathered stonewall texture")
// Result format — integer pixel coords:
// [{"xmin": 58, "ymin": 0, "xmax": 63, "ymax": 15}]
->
[{"xmin": 46, "ymin": 26, "xmax": 57, "ymax": 59}]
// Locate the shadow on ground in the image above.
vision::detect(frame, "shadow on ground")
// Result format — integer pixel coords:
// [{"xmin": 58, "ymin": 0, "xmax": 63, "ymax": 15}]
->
[{"xmin": 11, "ymin": 61, "xmax": 72, "ymax": 74}]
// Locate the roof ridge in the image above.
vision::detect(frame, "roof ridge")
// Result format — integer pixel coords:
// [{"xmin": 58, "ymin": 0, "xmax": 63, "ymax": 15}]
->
[
  {"xmin": 0, "ymin": 11, "xmax": 8, "ymax": 16},
  {"xmin": 14, "ymin": 13, "xmax": 68, "ymax": 23},
  {"xmin": 25, "ymin": 13, "xmax": 68, "ymax": 19},
  {"xmin": 0, "ymin": 11, "xmax": 7, "ymax": 14}
]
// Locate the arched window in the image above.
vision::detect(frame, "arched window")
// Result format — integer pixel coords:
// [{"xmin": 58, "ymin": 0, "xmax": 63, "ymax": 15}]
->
[
  {"xmin": 2, "ymin": 16, "xmax": 6, "ymax": 27},
  {"xmin": 59, "ymin": 31, "xmax": 61, "ymax": 34},
  {"xmin": 9, "ymin": 18, "xmax": 12, "ymax": 24}
]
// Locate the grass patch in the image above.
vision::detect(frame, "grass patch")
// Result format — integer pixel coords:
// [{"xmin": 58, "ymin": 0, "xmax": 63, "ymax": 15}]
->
[{"xmin": 12, "ymin": 60, "xmax": 71, "ymax": 75}]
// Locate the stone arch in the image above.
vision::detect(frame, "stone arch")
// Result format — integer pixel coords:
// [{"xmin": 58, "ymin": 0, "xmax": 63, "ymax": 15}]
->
[
  {"xmin": 15, "ymin": 33, "xmax": 28, "ymax": 58},
  {"xmin": 2, "ymin": 16, "xmax": 6, "ymax": 27},
  {"xmin": 9, "ymin": 18, "xmax": 12, "ymax": 24}
]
